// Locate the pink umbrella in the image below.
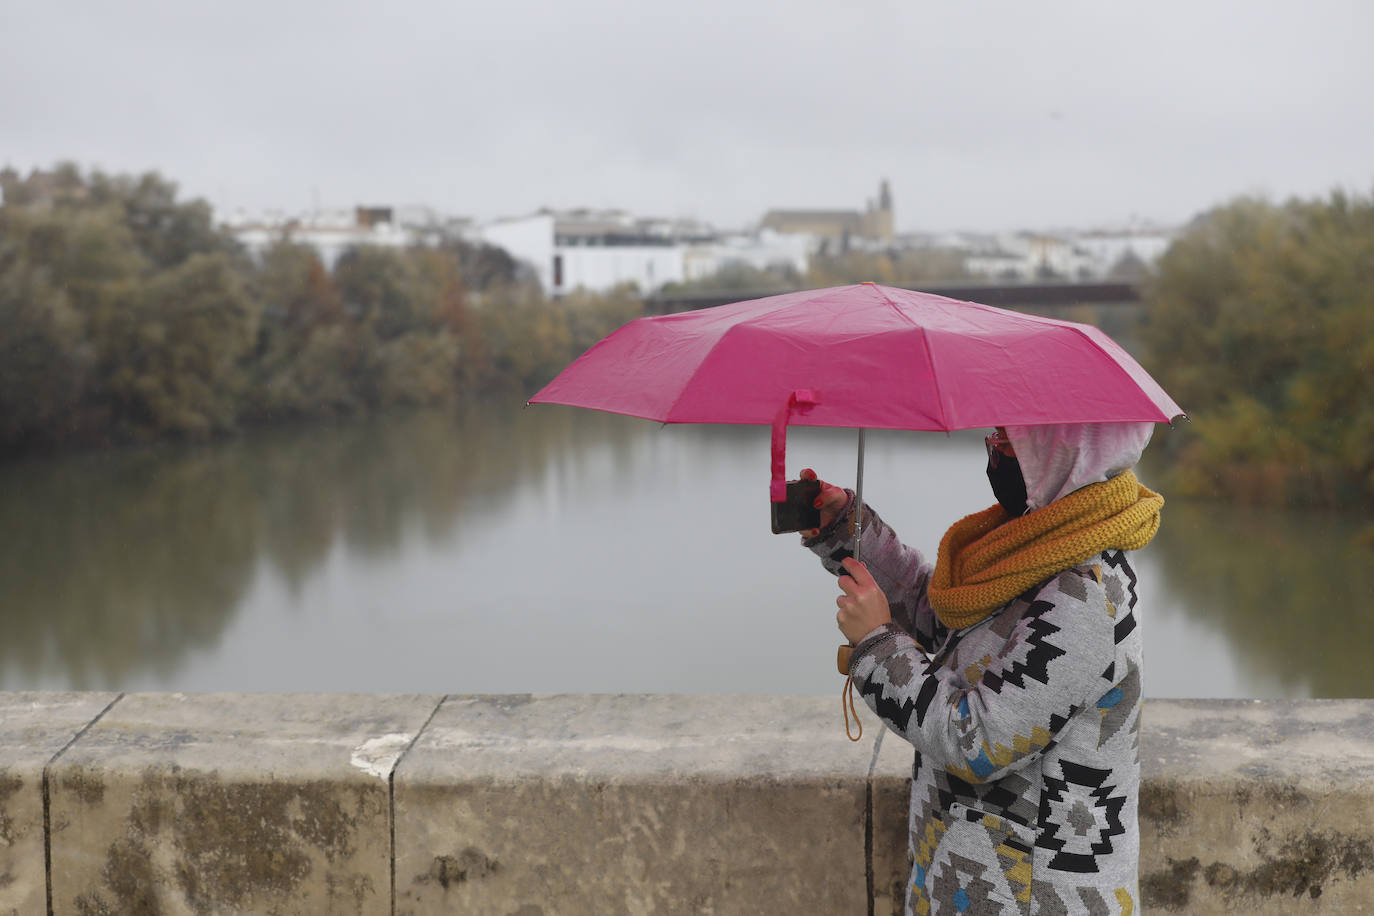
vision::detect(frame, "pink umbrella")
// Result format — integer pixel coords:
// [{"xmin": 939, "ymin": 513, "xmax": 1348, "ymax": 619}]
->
[
  {"xmin": 530, "ymin": 283, "xmax": 1183, "ymax": 722},
  {"xmin": 529, "ymin": 283, "xmax": 1183, "ymax": 510}
]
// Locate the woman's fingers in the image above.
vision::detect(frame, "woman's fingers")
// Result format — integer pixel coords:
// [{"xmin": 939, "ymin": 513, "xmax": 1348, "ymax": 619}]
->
[
  {"xmin": 796, "ymin": 470, "xmax": 856, "ymax": 541},
  {"xmin": 818, "ymin": 485, "xmax": 846, "ymax": 508},
  {"xmin": 834, "ymin": 558, "xmax": 891, "ymax": 644},
  {"xmin": 840, "ymin": 558, "xmax": 873, "ymax": 586},
  {"xmin": 801, "ymin": 469, "xmax": 845, "ymax": 506},
  {"xmin": 796, "ymin": 469, "xmax": 845, "ymax": 537}
]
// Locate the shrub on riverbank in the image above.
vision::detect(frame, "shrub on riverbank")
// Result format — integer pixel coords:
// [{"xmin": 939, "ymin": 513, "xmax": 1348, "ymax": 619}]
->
[{"xmin": 1140, "ymin": 190, "xmax": 1374, "ymax": 512}]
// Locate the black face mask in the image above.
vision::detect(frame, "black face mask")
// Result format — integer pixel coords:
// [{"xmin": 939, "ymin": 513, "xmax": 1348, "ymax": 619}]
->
[{"xmin": 987, "ymin": 452, "xmax": 1028, "ymax": 517}]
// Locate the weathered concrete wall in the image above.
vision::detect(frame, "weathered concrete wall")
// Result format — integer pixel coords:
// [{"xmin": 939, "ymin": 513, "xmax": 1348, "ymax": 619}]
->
[
  {"xmin": 42, "ymin": 692, "xmax": 442, "ymax": 915},
  {"xmin": 1138, "ymin": 699, "xmax": 1374, "ymax": 912},
  {"xmin": 0, "ymin": 693, "xmax": 120, "ymax": 914},
  {"xmin": 3, "ymin": 693, "xmax": 1374, "ymax": 915},
  {"xmin": 394, "ymin": 694, "xmax": 874, "ymax": 915}
]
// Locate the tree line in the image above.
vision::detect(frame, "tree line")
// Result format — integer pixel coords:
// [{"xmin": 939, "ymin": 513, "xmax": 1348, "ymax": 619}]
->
[
  {"xmin": 657, "ymin": 245, "xmax": 974, "ymax": 297},
  {"xmin": 0, "ymin": 164, "xmax": 640, "ymax": 456},
  {"xmin": 4, "ymin": 165, "xmax": 1370, "ymax": 523}
]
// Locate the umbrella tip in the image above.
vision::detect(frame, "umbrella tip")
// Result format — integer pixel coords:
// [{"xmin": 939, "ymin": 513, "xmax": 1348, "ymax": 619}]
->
[{"xmin": 861, "ymin": 281, "xmax": 876, "ymax": 286}]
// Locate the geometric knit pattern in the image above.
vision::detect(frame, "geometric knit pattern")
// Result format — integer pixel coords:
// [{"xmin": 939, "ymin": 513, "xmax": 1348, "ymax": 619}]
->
[{"xmin": 808, "ymin": 499, "xmax": 1143, "ymax": 915}]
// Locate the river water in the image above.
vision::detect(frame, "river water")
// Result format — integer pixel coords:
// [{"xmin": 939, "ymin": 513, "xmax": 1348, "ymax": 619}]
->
[{"xmin": 2, "ymin": 401, "xmax": 1371, "ymax": 698}]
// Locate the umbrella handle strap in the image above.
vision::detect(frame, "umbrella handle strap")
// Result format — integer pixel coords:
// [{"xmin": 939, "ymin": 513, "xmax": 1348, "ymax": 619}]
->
[
  {"xmin": 842, "ymin": 672, "xmax": 863, "ymax": 742},
  {"xmin": 770, "ymin": 389, "xmax": 821, "ymax": 502}
]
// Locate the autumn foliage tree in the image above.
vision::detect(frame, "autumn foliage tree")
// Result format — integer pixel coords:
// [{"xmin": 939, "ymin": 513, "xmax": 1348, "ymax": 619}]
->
[{"xmin": 1140, "ymin": 190, "xmax": 1374, "ymax": 509}]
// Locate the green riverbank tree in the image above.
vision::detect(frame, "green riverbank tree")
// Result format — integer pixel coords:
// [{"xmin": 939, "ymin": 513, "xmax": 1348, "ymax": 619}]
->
[
  {"xmin": 0, "ymin": 164, "xmax": 644, "ymax": 457},
  {"xmin": 1140, "ymin": 190, "xmax": 1374, "ymax": 511}
]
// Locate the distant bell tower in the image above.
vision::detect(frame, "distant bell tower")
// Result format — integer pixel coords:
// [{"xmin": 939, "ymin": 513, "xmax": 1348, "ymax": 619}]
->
[{"xmin": 866, "ymin": 179, "xmax": 894, "ymax": 242}]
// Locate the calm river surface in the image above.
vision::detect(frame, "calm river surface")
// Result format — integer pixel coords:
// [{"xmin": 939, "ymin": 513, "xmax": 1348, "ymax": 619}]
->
[{"xmin": 3, "ymin": 402, "xmax": 1371, "ymax": 698}]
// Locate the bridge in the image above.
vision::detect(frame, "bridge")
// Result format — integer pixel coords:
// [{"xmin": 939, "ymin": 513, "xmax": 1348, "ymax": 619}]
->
[
  {"xmin": 6, "ymin": 691, "xmax": 1372, "ymax": 913},
  {"xmin": 644, "ymin": 279, "xmax": 1141, "ymax": 314}
]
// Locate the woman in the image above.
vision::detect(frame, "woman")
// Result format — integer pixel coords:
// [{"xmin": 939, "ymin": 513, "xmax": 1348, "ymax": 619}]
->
[{"xmin": 801, "ymin": 422, "xmax": 1163, "ymax": 915}]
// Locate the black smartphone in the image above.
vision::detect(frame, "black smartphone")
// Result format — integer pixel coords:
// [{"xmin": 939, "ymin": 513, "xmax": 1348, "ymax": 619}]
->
[{"xmin": 770, "ymin": 478, "xmax": 822, "ymax": 534}]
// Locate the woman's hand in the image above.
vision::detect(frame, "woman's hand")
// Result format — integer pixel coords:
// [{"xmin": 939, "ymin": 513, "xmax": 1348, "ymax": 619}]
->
[
  {"xmin": 798, "ymin": 467, "xmax": 848, "ymax": 539},
  {"xmin": 836, "ymin": 558, "xmax": 891, "ymax": 645}
]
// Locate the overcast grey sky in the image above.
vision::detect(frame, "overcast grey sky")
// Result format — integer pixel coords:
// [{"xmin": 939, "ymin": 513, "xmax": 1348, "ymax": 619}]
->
[{"xmin": 6, "ymin": 0, "xmax": 1371, "ymax": 232}]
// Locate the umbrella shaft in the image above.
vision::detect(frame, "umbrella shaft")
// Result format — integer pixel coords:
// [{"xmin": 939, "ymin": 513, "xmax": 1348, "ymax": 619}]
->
[{"xmin": 853, "ymin": 429, "xmax": 865, "ymax": 564}]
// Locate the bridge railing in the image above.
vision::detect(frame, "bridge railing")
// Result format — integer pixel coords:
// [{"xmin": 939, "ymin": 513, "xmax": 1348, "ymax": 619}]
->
[
  {"xmin": 4, "ymin": 692, "xmax": 1371, "ymax": 914},
  {"xmin": 642, "ymin": 280, "xmax": 1141, "ymax": 314}
]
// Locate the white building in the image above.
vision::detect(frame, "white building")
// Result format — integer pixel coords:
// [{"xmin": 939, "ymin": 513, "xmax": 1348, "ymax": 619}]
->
[
  {"xmin": 689, "ymin": 229, "xmax": 812, "ymax": 281},
  {"xmin": 221, "ymin": 202, "xmax": 810, "ymax": 296},
  {"xmin": 960, "ymin": 233, "xmax": 1077, "ymax": 280},
  {"xmin": 477, "ymin": 213, "xmax": 557, "ymax": 290},
  {"xmin": 1073, "ymin": 229, "xmax": 1174, "ymax": 275},
  {"xmin": 555, "ymin": 243, "xmax": 685, "ymax": 295},
  {"xmin": 473, "ymin": 209, "xmax": 810, "ymax": 297},
  {"xmin": 474, "ymin": 212, "xmax": 686, "ymax": 296},
  {"xmin": 221, "ymin": 206, "xmax": 436, "ymax": 270},
  {"xmin": 959, "ymin": 227, "xmax": 1175, "ymax": 280}
]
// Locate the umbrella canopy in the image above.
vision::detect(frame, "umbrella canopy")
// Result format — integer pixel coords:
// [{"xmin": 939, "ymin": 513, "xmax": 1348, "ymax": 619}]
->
[{"xmin": 529, "ymin": 283, "xmax": 1182, "ymax": 433}]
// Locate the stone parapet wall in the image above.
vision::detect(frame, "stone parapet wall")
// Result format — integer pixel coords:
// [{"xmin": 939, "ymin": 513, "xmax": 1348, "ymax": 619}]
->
[{"xmin": 1, "ymin": 693, "xmax": 1371, "ymax": 914}]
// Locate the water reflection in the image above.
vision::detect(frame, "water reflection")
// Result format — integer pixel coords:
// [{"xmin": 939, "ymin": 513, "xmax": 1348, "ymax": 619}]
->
[
  {"xmin": 1, "ymin": 406, "xmax": 1370, "ymax": 697},
  {"xmin": 1146, "ymin": 499, "xmax": 1374, "ymax": 698},
  {"xmin": 0, "ymin": 403, "xmax": 645, "ymax": 690},
  {"xmin": 0, "ymin": 443, "xmax": 259, "ymax": 688}
]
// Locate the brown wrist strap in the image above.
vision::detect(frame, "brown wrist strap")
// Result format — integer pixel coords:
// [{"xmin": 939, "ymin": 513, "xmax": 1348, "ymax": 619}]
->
[{"xmin": 842, "ymin": 673, "xmax": 862, "ymax": 742}]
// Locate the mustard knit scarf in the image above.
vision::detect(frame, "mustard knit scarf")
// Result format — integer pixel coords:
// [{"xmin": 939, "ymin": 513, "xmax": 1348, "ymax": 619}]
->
[{"xmin": 927, "ymin": 470, "xmax": 1163, "ymax": 630}]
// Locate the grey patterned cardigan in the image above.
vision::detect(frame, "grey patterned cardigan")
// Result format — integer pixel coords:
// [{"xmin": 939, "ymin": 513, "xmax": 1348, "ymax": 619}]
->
[{"xmin": 807, "ymin": 495, "xmax": 1142, "ymax": 915}]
